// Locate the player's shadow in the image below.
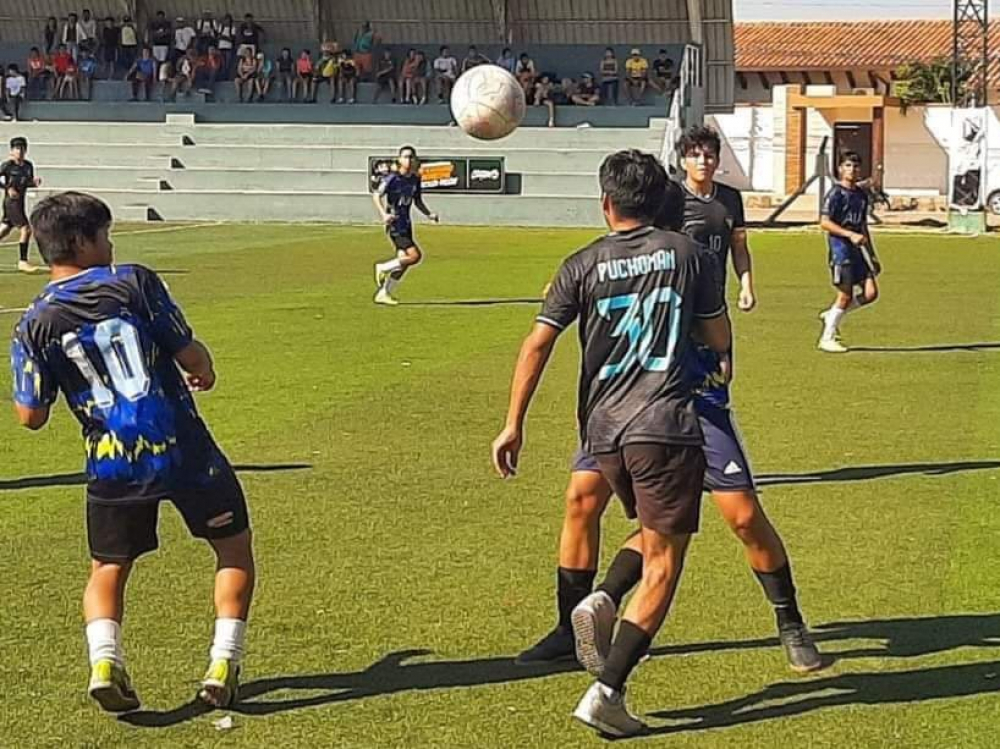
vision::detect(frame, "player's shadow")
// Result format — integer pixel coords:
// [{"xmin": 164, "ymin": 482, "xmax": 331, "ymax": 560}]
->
[
  {"xmin": 645, "ymin": 659, "xmax": 1000, "ymax": 736},
  {"xmin": 0, "ymin": 463, "xmax": 312, "ymax": 491},
  {"xmin": 755, "ymin": 459, "xmax": 1000, "ymax": 488},
  {"xmin": 402, "ymin": 297, "xmax": 543, "ymax": 307},
  {"xmin": 849, "ymin": 342, "xmax": 1000, "ymax": 353},
  {"xmin": 119, "ymin": 650, "xmax": 579, "ymax": 727}
]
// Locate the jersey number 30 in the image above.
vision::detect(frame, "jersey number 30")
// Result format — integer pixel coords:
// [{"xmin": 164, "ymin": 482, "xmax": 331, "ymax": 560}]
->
[
  {"xmin": 597, "ymin": 287, "xmax": 682, "ymax": 380},
  {"xmin": 62, "ymin": 319, "xmax": 151, "ymax": 409}
]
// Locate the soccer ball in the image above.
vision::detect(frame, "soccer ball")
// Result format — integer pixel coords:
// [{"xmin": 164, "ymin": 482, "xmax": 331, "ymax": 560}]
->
[{"xmin": 451, "ymin": 66, "xmax": 526, "ymax": 141}]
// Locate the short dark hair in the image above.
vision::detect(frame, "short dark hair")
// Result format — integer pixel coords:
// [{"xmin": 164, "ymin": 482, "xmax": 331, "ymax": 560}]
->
[
  {"xmin": 654, "ymin": 180, "xmax": 685, "ymax": 231},
  {"xmin": 839, "ymin": 150, "xmax": 862, "ymax": 166},
  {"xmin": 10, "ymin": 137, "xmax": 27, "ymax": 150},
  {"xmin": 399, "ymin": 144, "xmax": 418, "ymax": 158},
  {"xmin": 677, "ymin": 125, "xmax": 721, "ymax": 158},
  {"xmin": 31, "ymin": 192, "xmax": 112, "ymax": 266},
  {"xmin": 599, "ymin": 149, "xmax": 668, "ymax": 222},
  {"xmin": 440, "ymin": 45, "xmax": 448, "ymax": 53}
]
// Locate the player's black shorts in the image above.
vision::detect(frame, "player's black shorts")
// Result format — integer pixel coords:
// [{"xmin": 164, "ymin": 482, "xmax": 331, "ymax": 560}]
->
[
  {"xmin": 2, "ymin": 197, "xmax": 28, "ymax": 228},
  {"xmin": 387, "ymin": 228, "xmax": 416, "ymax": 252},
  {"xmin": 830, "ymin": 246, "xmax": 877, "ymax": 288},
  {"xmin": 595, "ymin": 443, "xmax": 705, "ymax": 536},
  {"xmin": 86, "ymin": 461, "xmax": 250, "ymax": 562}
]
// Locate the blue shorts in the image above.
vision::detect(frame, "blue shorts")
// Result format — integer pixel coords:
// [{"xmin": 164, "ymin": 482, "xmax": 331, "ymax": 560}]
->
[
  {"xmin": 572, "ymin": 405, "xmax": 755, "ymax": 493},
  {"xmin": 829, "ymin": 237, "xmax": 876, "ymax": 288}
]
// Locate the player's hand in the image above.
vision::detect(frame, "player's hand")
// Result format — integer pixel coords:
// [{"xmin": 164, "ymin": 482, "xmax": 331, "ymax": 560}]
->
[
  {"xmin": 491, "ymin": 425, "xmax": 522, "ymax": 479},
  {"xmin": 382, "ymin": 213, "xmax": 394, "ymax": 226},
  {"xmin": 428, "ymin": 213, "xmax": 440, "ymax": 223},
  {"xmin": 849, "ymin": 231, "xmax": 867, "ymax": 247},
  {"xmin": 719, "ymin": 352, "xmax": 734, "ymax": 385},
  {"xmin": 187, "ymin": 369, "xmax": 216, "ymax": 392},
  {"xmin": 33, "ymin": 177, "xmax": 41, "ymax": 187},
  {"xmin": 738, "ymin": 287, "xmax": 756, "ymax": 312}
]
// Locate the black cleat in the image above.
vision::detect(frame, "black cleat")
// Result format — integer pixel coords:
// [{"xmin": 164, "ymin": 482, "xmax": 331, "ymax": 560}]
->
[
  {"xmin": 515, "ymin": 627, "xmax": 576, "ymax": 665},
  {"xmin": 780, "ymin": 623, "xmax": 823, "ymax": 673}
]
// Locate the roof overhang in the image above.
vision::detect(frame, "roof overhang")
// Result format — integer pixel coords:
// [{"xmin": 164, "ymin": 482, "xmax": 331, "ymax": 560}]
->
[{"xmin": 788, "ymin": 93, "xmax": 898, "ymax": 109}]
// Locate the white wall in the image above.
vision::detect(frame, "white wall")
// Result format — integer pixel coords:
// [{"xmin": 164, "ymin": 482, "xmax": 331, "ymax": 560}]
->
[{"xmin": 708, "ymin": 107, "xmax": 773, "ymax": 191}]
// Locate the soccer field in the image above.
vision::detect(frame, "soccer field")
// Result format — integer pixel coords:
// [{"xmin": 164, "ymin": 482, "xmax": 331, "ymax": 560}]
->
[{"xmin": 1, "ymin": 223, "xmax": 998, "ymax": 748}]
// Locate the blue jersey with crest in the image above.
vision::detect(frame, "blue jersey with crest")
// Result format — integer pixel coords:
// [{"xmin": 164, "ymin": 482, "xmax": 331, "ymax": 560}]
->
[
  {"xmin": 822, "ymin": 183, "xmax": 869, "ymax": 264},
  {"xmin": 10, "ymin": 264, "xmax": 222, "ymax": 503},
  {"xmin": 379, "ymin": 172, "xmax": 421, "ymax": 233}
]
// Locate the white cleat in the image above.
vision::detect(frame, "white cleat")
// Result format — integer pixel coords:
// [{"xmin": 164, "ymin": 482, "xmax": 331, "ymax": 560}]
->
[
  {"xmin": 374, "ymin": 289, "xmax": 399, "ymax": 306},
  {"xmin": 17, "ymin": 261, "xmax": 41, "ymax": 274},
  {"xmin": 571, "ymin": 591, "xmax": 617, "ymax": 677},
  {"xmin": 374, "ymin": 263, "xmax": 388, "ymax": 288},
  {"xmin": 573, "ymin": 682, "xmax": 647, "ymax": 738},
  {"xmin": 818, "ymin": 336, "xmax": 848, "ymax": 354}
]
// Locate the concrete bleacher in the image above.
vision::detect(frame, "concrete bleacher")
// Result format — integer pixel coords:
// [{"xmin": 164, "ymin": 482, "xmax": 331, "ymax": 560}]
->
[{"xmin": 1, "ymin": 116, "xmax": 668, "ymax": 226}]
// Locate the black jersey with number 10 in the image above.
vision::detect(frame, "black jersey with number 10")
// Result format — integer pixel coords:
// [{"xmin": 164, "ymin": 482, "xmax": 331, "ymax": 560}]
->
[
  {"xmin": 538, "ymin": 226, "xmax": 726, "ymax": 454},
  {"xmin": 682, "ymin": 181, "xmax": 745, "ymax": 294}
]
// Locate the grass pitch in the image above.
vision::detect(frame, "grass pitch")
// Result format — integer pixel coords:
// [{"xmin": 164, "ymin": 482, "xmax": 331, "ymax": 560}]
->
[{"xmin": 1, "ymin": 223, "xmax": 998, "ymax": 748}]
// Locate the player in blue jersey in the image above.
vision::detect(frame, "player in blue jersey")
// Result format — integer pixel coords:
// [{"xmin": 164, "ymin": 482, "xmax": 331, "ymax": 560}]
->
[
  {"xmin": 516, "ymin": 126, "xmax": 821, "ymax": 677},
  {"xmin": 818, "ymin": 150, "xmax": 881, "ymax": 353},
  {"xmin": 372, "ymin": 145, "xmax": 439, "ymax": 306},
  {"xmin": 10, "ymin": 192, "xmax": 255, "ymax": 713}
]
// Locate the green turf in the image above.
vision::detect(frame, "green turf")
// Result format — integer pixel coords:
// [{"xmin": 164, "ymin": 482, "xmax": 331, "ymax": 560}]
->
[{"xmin": 1, "ymin": 223, "xmax": 998, "ymax": 748}]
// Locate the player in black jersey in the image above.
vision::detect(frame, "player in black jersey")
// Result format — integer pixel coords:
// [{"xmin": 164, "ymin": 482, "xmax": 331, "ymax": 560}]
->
[
  {"xmin": 0, "ymin": 137, "xmax": 44, "ymax": 272},
  {"xmin": 493, "ymin": 150, "xmax": 730, "ymax": 737},
  {"xmin": 11, "ymin": 192, "xmax": 255, "ymax": 713}
]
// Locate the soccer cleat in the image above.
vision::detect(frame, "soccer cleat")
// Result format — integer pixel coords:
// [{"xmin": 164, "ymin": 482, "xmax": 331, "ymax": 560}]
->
[
  {"xmin": 572, "ymin": 682, "xmax": 647, "ymax": 738},
  {"xmin": 571, "ymin": 591, "xmax": 617, "ymax": 677},
  {"xmin": 780, "ymin": 623, "xmax": 823, "ymax": 673},
  {"xmin": 88, "ymin": 659, "xmax": 140, "ymax": 713},
  {"xmin": 817, "ymin": 336, "xmax": 848, "ymax": 354},
  {"xmin": 199, "ymin": 658, "xmax": 240, "ymax": 708},
  {"xmin": 373, "ymin": 289, "xmax": 399, "ymax": 306},
  {"xmin": 515, "ymin": 626, "xmax": 576, "ymax": 665},
  {"xmin": 374, "ymin": 263, "xmax": 389, "ymax": 288},
  {"xmin": 17, "ymin": 261, "xmax": 40, "ymax": 274}
]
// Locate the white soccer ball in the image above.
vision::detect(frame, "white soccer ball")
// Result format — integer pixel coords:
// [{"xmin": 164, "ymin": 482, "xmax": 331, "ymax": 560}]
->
[{"xmin": 450, "ymin": 65, "xmax": 526, "ymax": 141}]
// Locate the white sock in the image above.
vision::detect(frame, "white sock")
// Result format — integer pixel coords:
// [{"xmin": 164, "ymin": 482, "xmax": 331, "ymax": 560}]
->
[
  {"xmin": 385, "ymin": 275, "xmax": 404, "ymax": 295},
  {"xmin": 210, "ymin": 618, "xmax": 247, "ymax": 664},
  {"xmin": 377, "ymin": 259, "xmax": 403, "ymax": 274},
  {"xmin": 823, "ymin": 307, "xmax": 845, "ymax": 338},
  {"xmin": 86, "ymin": 618, "xmax": 123, "ymax": 666}
]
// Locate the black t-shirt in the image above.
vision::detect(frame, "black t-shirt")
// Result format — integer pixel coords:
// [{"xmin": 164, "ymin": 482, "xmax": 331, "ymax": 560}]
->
[
  {"xmin": 681, "ymin": 181, "xmax": 745, "ymax": 294},
  {"xmin": 578, "ymin": 81, "xmax": 597, "ymax": 96},
  {"xmin": 102, "ymin": 26, "xmax": 119, "ymax": 48},
  {"xmin": 238, "ymin": 22, "xmax": 260, "ymax": 47},
  {"xmin": 0, "ymin": 159, "xmax": 35, "ymax": 198},
  {"xmin": 149, "ymin": 19, "xmax": 172, "ymax": 45},
  {"xmin": 653, "ymin": 58, "xmax": 672, "ymax": 77},
  {"xmin": 341, "ymin": 59, "xmax": 357, "ymax": 78},
  {"xmin": 277, "ymin": 56, "xmax": 294, "ymax": 73},
  {"xmin": 10, "ymin": 264, "xmax": 225, "ymax": 503},
  {"xmin": 538, "ymin": 226, "xmax": 726, "ymax": 453}
]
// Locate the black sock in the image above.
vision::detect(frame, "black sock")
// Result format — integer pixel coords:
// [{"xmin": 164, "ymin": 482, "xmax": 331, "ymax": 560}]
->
[
  {"xmin": 599, "ymin": 620, "xmax": 651, "ymax": 692},
  {"xmin": 557, "ymin": 567, "xmax": 595, "ymax": 631},
  {"xmin": 753, "ymin": 563, "xmax": 803, "ymax": 629},
  {"xmin": 19, "ymin": 241, "xmax": 28, "ymax": 263},
  {"xmin": 596, "ymin": 547, "xmax": 643, "ymax": 607}
]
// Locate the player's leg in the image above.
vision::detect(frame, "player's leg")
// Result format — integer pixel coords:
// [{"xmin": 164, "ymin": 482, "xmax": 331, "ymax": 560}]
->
[
  {"xmin": 375, "ymin": 239, "xmax": 421, "ymax": 305},
  {"xmin": 17, "ymin": 224, "xmax": 38, "ymax": 271},
  {"xmin": 83, "ymin": 501, "xmax": 161, "ymax": 713},
  {"xmin": 574, "ymin": 444, "xmax": 701, "ymax": 738},
  {"xmin": 516, "ymin": 459, "xmax": 612, "ymax": 664},
  {"xmin": 818, "ymin": 274, "xmax": 853, "ymax": 352}
]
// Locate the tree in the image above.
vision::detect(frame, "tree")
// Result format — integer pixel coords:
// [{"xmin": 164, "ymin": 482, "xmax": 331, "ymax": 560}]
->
[{"xmin": 894, "ymin": 57, "xmax": 974, "ymax": 111}]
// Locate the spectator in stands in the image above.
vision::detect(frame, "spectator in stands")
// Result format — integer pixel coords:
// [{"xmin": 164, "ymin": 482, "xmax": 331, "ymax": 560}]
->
[
  {"xmin": 26, "ymin": 48, "xmax": 51, "ymax": 100},
  {"xmin": 599, "ymin": 47, "xmax": 619, "ymax": 105},
  {"xmin": 433, "ymin": 46, "xmax": 458, "ymax": 104},
  {"xmin": 237, "ymin": 14, "xmax": 263, "ymax": 58},
  {"xmin": 56, "ymin": 49, "xmax": 80, "ymax": 99},
  {"xmin": 515, "ymin": 52, "xmax": 536, "ymax": 97},
  {"xmin": 337, "ymin": 50, "xmax": 358, "ymax": 104},
  {"xmin": 195, "ymin": 11, "xmax": 219, "ymax": 56},
  {"xmin": 52, "ymin": 44, "xmax": 74, "ymax": 94},
  {"xmin": 624, "ymin": 47, "xmax": 649, "ymax": 105},
  {"xmin": 234, "ymin": 47, "xmax": 258, "ymax": 102},
  {"xmin": 63, "ymin": 13, "xmax": 81, "ymax": 61},
  {"xmin": 400, "ymin": 49, "xmax": 419, "ymax": 104},
  {"xmin": 496, "ymin": 47, "xmax": 516, "ymax": 74},
  {"xmin": 572, "ymin": 72, "xmax": 600, "ymax": 106},
  {"xmin": 533, "ymin": 74, "xmax": 557, "ymax": 128},
  {"xmin": 309, "ymin": 44, "xmax": 338, "ymax": 103},
  {"xmin": 44, "ymin": 17, "xmax": 59, "ymax": 56},
  {"xmin": 157, "ymin": 56, "xmax": 172, "ymax": 100},
  {"xmin": 173, "ymin": 17, "xmax": 196, "ymax": 64},
  {"xmin": 119, "ymin": 16, "xmax": 139, "ymax": 77},
  {"xmin": 168, "ymin": 50, "xmax": 196, "ymax": 100},
  {"xmin": 650, "ymin": 50, "xmax": 675, "ymax": 97},
  {"xmin": 412, "ymin": 50, "xmax": 429, "ymax": 105},
  {"xmin": 195, "ymin": 45, "xmax": 223, "ymax": 94},
  {"xmin": 255, "ymin": 51, "xmax": 275, "ymax": 101},
  {"xmin": 5, "ymin": 65, "xmax": 26, "ymax": 121},
  {"xmin": 147, "ymin": 11, "xmax": 172, "ymax": 64},
  {"xmin": 461, "ymin": 45, "xmax": 489, "ymax": 73},
  {"xmin": 293, "ymin": 49, "xmax": 313, "ymax": 101},
  {"xmin": 276, "ymin": 48, "xmax": 295, "ymax": 101},
  {"xmin": 79, "ymin": 10, "xmax": 98, "ymax": 55},
  {"xmin": 99, "ymin": 17, "xmax": 118, "ymax": 78},
  {"xmin": 127, "ymin": 47, "xmax": 157, "ymax": 101},
  {"xmin": 373, "ymin": 49, "xmax": 397, "ymax": 103},
  {"xmin": 218, "ymin": 14, "xmax": 237, "ymax": 78},
  {"xmin": 353, "ymin": 21, "xmax": 376, "ymax": 81},
  {"xmin": 78, "ymin": 50, "xmax": 97, "ymax": 99}
]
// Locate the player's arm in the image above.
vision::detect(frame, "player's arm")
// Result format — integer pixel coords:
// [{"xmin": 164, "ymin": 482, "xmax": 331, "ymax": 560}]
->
[
  {"xmin": 413, "ymin": 194, "xmax": 438, "ymax": 223},
  {"xmin": 692, "ymin": 254, "xmax": 732, "ymax": 353},
  {"xmin": 820, "ymin": 193, "xmax": 866, "ymax": 246},
  {"xmin": 174, "ymin": 339, "xmax": 216, "ymax": 392},
  {"xmin": 15, "ymin": 403, "xmax": 50, "ymax": 430},
  {"xmin": 492, "ymin": 321, "xmax": 560, "ymax": 478},
  {"xmin": 372, "ymin": 181, "xmax": 394, "ymax": 225},
  {"xmin": 11, "ymin": 335, "xmax": 55, "ymax": 430},
  {"xmin": 730, "ymin": 227, "xmax": 755, "ymax": 312}
]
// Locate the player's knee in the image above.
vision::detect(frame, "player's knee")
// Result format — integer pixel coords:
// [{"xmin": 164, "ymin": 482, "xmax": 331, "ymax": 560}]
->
[
  {"xmin": 863, "ymin": 285, "xmax": 879, "ymax": 304},
  {"xmin": 564, "ymin": 486, "xmax": 603, "ymax": 525},
  {"xmin": 90, "ymin": 559, "xmax": 132, "ymax": 581}
]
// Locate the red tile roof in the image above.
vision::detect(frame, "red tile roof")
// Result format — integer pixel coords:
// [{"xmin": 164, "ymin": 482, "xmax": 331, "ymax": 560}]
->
[{"xmin": 735, "ymin": 20, "xmax": 1000, "ymax": 88}]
